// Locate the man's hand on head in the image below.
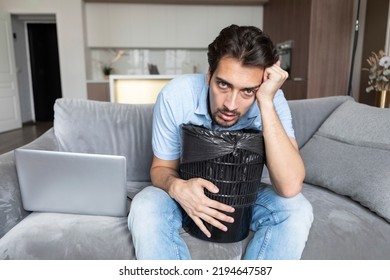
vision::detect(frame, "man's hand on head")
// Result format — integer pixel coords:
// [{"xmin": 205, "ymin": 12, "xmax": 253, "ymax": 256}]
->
[{"xmin": 256, "ymin": 61, "xmax": 289, "ymax": 104}]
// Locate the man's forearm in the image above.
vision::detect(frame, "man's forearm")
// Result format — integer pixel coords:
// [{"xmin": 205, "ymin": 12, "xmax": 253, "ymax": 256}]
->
[
  {"xmin": 150, "ymin": 165, "xmax": 182, "ymax": 197},
  {"xmin": 259, "ymin": 100, "xmax": 305, "ymax": 197}
]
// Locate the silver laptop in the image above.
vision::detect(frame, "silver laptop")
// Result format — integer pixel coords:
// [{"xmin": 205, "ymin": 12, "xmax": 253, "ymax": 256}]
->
[{"xmin": 14, "ymin": 149, "xmax": 127, "ymax": 217}]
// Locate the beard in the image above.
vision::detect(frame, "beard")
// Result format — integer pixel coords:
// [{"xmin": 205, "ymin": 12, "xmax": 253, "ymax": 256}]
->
[{"xmin": 212, "ymin": 108, "xmax": 241, "ymax": 128}]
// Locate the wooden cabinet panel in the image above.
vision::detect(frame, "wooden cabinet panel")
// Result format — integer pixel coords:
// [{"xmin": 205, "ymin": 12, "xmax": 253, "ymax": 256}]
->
[
  {"xmin": 307, "ymin": 0, "xmax": 354, "ymax": 98},
  {"xmin": 264, "ymin": 0, "xmax": 354, "ymax": 100},
  {"xmin": 87, "ymin": 82, "xmax": 110, "ymax": 101},
  {"xmin": 282, "ymin": 80, "xmax": 307, "ymax": 100},
  {"xmin": 263, "ymin": 0, "xmax": 311, "ymax": 100}
]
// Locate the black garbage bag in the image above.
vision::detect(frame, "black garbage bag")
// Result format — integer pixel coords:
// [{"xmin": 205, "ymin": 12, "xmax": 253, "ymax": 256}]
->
[{"xmin": 179, "ymin": 124, "xmax": 266, "ymax": 243}]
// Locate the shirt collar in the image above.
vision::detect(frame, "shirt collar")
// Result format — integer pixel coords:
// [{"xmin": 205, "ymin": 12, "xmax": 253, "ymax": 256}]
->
[{"xmin": 245, "ymin": 101, "xmax": 260, "ymax": 120}]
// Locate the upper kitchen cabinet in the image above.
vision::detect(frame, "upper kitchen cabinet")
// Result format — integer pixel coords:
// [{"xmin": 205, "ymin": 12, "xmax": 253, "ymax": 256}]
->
[
  {"xmin": 145, "ymin": 7, "xmax": 177, "ymax": 48},
  {"xmin": 86, "ymin": 3, "xmax": 157, "ymax": 47},
  {"xmin": 85, "ymin": 3, "xmax": 110, "ymax": 46},
  {"xmin": 85, "ymin": 3, "xmax": 264, "ymax": 48}
]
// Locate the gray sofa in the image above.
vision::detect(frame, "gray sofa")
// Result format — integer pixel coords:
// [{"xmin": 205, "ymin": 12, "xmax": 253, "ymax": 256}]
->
[{"xmin": 1, "ymin": 95, "xmax": 389, "ymax": 260}]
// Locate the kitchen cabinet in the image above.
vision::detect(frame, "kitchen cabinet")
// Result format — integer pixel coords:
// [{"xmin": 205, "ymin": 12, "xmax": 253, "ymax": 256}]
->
[
  {"xmin": 175, "ymin": 6, "xmax": 210, "ymax": 48},
  {"xmin": 85, "ymin": 3, "xmax": 110, "ymax": 47},
  {"xmin": 263, "ymin": 0, "xmax": 355, "ymax": 100},
  {"xmin": 85, "ymin": 3, "xmax": 263, "ymax": 48},
  {"xmin": 87, "ymin": 81, "xmax": 110, "ymax": 101},
  {"xmin": 147, "ymin": 8, "xmax": 177, "ymax": 48}
]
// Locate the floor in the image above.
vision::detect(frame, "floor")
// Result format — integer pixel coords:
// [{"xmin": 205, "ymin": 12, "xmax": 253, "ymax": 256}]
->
[{"xmin": 0, "ymin": 122, "xmax": 53, "ymax": 155}]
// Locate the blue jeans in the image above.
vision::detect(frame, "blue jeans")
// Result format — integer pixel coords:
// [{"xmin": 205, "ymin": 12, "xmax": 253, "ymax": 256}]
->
[{"xmin": 128, "ymin": 185, "xmax": 313, "ymax": 260}]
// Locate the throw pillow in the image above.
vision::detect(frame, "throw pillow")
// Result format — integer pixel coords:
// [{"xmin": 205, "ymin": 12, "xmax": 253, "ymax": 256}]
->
[{"xmin": 300, "ymin": 100, "xmax": 390, "ymax": 223}]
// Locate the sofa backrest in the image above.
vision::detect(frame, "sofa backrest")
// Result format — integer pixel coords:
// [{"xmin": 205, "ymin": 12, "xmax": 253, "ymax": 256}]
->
[
  {"xmin": 54, "ymin": 98, "xmax": 154, "ymax": 182},
  {"xmin": 288, "ymin": 95, "xmax": 353, "ymax": 149},
  {"xmin": 53, "ymin": 95, "xmax": 353, "ymax": 182}
]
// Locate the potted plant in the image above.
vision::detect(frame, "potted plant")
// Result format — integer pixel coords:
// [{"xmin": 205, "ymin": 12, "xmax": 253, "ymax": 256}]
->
[
  {"xmin": 96, "ymin": 49, "xmax": 125, "ymax": 80},
  {"xmin": 102, "ymin": 65, "xmax": 114, "ymax": 79},
  {"xmin": 364, "ymin": 50, "xmax": 390, "ymax": 108}
]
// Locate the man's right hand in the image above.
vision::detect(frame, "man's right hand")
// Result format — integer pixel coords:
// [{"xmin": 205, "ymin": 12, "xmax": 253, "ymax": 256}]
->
[
  {"xmin": 150, "ymin": 156, "xmax": 235, "ymax": 238},
  {"xmin": 169, "ymin": 177, "xmax": 235, "ymax": 238}
]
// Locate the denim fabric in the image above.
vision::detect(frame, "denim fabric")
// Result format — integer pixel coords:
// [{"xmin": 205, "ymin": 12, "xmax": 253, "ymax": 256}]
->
[
  {"xmin": 128, "ymin": 186, "xmax": 190, "ymax": 260},
  {"xmin": 128, "ymin": 185, "xmax": 313, "ymax": 260},
  {"xmin": 244, "ymin": 186, "xmax": 313, "ymax": 259}
]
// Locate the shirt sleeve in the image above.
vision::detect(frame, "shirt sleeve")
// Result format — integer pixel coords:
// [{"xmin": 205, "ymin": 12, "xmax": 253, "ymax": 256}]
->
[
  {"xmin": 273, "ymin": 90, "xmax": 295, "ymax": 138},
  {"xmin": 152, "ymin": 87, "xmax": 181, "ymax": 161}
]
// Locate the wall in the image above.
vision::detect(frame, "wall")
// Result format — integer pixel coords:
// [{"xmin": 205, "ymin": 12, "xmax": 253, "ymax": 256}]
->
[{"xmin": 0, "ymin": 0, "xmax": 88, "ymax": 100}]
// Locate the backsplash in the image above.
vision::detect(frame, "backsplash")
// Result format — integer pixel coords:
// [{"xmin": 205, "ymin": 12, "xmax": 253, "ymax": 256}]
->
[{"xmin": 88, "ymin": 48, "xmax": 208, "ymax": 80}]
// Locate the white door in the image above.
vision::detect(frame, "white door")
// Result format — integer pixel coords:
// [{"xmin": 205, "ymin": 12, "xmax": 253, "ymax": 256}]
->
[{"xmin": 0, "ymin": 12, "xmax": 22, "ymax": 133}]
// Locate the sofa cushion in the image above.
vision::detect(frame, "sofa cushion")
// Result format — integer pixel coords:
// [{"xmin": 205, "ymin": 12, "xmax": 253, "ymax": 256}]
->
[
  {"xmin": 300, "ymin": 100, "xmax": 390, "ymax": 223},
  {"xmin": 301, "ymin": 183, "xmax": 390, "ymax": 259},
  {"xmin": 0, "ymin": 212, "xmax": 251, "ymax": 260},
  {"xmin": 54, "ymin": 99, "xmax": 154, "ymax": 184},
  {"xmin": 0, "ymin": 152, "xmax": 30, "ymax": 239},
  {"xmin": 0, "ymin": 212, "xmax": 134, "ymax": 260}
]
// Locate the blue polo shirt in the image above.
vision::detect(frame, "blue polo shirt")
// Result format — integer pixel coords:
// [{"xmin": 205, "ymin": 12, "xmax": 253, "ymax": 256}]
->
[{"xmin": 152, "ymin": 73, "xmax": 294, "ymax": 161}]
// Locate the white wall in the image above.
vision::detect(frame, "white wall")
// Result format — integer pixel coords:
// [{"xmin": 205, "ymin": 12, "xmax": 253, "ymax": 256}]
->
[{"xmin": 0, "ymin": 0, "xmax": 88, "ymax": 100}]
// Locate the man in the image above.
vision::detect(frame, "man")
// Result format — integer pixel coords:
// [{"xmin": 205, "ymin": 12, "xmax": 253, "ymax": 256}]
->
[{"xmin": 128, "ymin": 25, "xmax": 313, "ymax": 260}]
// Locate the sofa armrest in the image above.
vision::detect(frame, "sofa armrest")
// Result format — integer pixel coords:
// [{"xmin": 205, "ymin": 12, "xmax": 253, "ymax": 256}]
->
[
  {"xmin": 20, "ymin": 128, "xmax": 59, "ymax": 151},
  {"xmin": 0, "ymin": 128, "xmax": 58, "ymax": 238}
]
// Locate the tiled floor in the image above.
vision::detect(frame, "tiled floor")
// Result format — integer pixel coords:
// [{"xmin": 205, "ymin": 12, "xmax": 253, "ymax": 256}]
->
[{"xmin": 0, "ymin": 122, "xmax": 53, "ymax": 155}]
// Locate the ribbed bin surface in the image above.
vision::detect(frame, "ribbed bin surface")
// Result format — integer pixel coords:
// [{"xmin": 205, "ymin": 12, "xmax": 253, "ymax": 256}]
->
[{"xmin": 179, "ymin": 125, "xmax": 265, "ymax": 243}]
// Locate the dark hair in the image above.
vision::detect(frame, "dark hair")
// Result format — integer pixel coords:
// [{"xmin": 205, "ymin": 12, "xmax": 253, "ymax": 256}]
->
[{"xmin": 207, "ymin": 25, "xmax": 278, "ymax": 77}]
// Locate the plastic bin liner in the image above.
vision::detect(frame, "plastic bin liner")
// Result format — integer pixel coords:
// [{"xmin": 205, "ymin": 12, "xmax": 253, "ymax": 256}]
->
[
  {"xmin": 180, "ymin": 124, "xmax": 265, "ymax": 163},
  {"xmin": 179, "ymin": 124, "xmax": 265, "ymax": 243}
]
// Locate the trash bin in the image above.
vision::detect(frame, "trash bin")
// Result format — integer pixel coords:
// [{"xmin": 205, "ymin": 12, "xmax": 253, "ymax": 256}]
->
[{"xmin": 179, "ymin": 124, "xmax": 265, "ymax": 243}]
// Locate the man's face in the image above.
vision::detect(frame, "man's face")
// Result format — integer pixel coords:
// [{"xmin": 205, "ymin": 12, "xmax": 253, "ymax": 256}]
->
[{"xmin": 207, "ymin": 56, "xmax": 264, "ymax": 128}]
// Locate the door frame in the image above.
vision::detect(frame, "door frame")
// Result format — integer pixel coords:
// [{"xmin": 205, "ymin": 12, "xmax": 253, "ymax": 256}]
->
[
  {"xmin": 25, "ymin": 20, "xmax": 57, "ymax": 122},
  {"xmin": 0, "ymin": 12, "xmax": 22, "ymax": 133},
  {"xmin": 11, "ymin": 14, "xmax": 57, "ymax": 124}
]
